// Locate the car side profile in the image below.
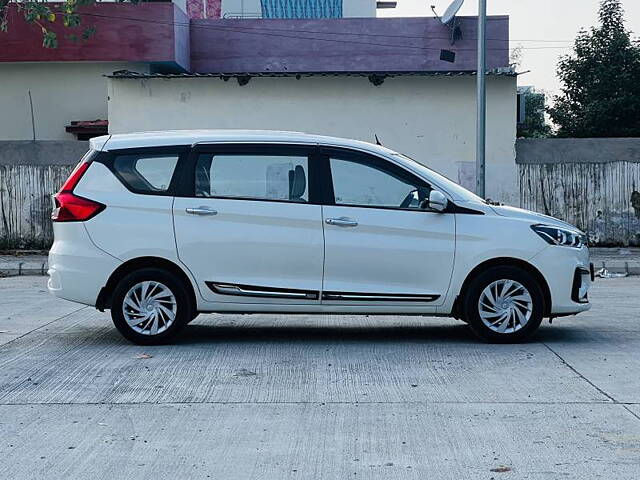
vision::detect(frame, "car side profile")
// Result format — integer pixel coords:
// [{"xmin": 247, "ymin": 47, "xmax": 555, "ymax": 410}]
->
[{"xmin": 48, "ymin": 130, "xmax": 593, "ymax": 345}]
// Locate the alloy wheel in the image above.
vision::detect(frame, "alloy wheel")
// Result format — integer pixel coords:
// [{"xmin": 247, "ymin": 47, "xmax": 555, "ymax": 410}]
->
[
  {"xmin": 478, "ymin": 279, "xmax": 533, "ymax": 334},
  {"xmin": 122, "ymin": 281, "xmax": 177, "ymax": 335}
]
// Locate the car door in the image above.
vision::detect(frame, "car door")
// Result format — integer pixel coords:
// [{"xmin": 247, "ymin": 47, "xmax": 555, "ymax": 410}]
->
[
  {"xmin": 173, "ymin": 144, "xmax": 324, "ymax": 304},
  {"xmin": 320, "ymin": 147, "xmax": 456, "ymax": 306}
]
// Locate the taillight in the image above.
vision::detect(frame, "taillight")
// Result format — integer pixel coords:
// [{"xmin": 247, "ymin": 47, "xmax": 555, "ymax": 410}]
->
[
  {"xmin": 51, "ymin": 161, "xmax": 105, "ymax": 222},
  {"xmin": 52, "ymin": 192, "xmax": 105, "ymax": 222},
  {"xmin": 60, "ymin": 161, "xmax": 91, "ymax": 192}
]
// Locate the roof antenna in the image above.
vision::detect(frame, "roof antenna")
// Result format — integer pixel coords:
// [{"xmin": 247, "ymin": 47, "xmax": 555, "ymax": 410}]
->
[{"xmin": 374, "ymin": 134, "xmax": 383, "ymax": 146}]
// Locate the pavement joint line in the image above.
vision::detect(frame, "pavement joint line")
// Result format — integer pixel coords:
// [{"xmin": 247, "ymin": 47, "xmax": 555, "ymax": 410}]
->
[
  {"xmin": 0, "ymin": 401, "xmax": 637, "ymax": 407},
  {"xmin": 621, "ymin": 405, "xmax": 640, "ymax": 423},
  {"xmin": 541, "ymin": 341, "xmax": 618, "ymax": 404}
]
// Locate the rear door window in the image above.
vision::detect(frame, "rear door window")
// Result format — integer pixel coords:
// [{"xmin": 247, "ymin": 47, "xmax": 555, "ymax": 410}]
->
[{"xmin": 191, "ymin": 145, "xmax": 318, "ymax": 203}]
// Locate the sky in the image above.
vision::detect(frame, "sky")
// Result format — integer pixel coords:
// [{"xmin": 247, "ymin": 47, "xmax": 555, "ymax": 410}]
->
[{"xmin": 378, "ymin": 0, "xmax": 640, "ymax": 97}]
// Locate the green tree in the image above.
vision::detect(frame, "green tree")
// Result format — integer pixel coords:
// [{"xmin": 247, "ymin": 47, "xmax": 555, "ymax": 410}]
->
[
  {"xmin": 0, "ymin": 0, "xmax": 109, "ymax": 48},
  {"xmin": 548, "ymin": 0, "xmax": 640, "ymax": 137},
  {"xmin": 518, "ymin": 89, "xmax": 552, "ymax": 138}
]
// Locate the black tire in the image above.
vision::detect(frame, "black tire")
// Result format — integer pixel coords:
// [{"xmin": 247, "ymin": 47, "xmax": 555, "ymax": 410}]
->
[
  {"xmin": 462, "ymin": 266, "xmax": 544, "ymax": 343},
  {"xmin": 110, "ymin": 267, "xmax": 192, "ymax": 345}
]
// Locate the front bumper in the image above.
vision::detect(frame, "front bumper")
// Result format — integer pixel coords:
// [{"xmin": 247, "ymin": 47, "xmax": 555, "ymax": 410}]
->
[
  {"xmin": 571, "ymin": 265, "xmax": 593, "ymax": 304},
  {"xmin": 529, "ymin": 245, "xmax": 592, "ymax": 315}
]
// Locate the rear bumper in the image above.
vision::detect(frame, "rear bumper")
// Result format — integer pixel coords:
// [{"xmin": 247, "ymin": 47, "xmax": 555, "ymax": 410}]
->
[
  {"xmin": 530, "ymin": 245, "xmax": 592, "ymax": 315},
  {"xmin": 48, "ymin": 223, "xmax": 121, "ymax": 306}
]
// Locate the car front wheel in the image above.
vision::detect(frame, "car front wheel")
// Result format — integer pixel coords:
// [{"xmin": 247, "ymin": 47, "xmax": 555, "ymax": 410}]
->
[
  {"xmin": 462, "ymin": 266, "xmax": 545, "ymax": 343},
  {"xmin": 110, "ymin": 268, "xmax": 191, "ymax": 345}
]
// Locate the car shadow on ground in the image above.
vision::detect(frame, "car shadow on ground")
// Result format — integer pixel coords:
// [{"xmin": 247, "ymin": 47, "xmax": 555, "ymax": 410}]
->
[
  {"xmin": 173, "ymin": 322, "xmax": 478, "ymax": 345},
  {"xmin": 81, "ymin": 313, "xmax": 598, "ymax": 347},
  {"xmin": 162, "ymin": 321, "xmax": 592, "ymax": 347}
]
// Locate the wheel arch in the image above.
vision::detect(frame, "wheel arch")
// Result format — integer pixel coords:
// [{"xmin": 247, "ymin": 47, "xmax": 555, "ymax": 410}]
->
[
  {"xmin": 96, "ymin": 256, "xmax": 198, "ymax": 314},
  {"xmin": 452, "ymin": 257, "xmax": 552, "ymax": 319}
]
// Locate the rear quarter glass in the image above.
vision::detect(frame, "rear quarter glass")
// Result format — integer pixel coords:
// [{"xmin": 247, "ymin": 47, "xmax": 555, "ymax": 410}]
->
[{"xmin": 94, "ymin": 146, "xmax": 190, "ymax": 196}]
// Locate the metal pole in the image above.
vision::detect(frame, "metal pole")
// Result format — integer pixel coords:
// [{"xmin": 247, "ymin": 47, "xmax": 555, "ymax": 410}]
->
[{"xmin": 476, "ymin": 0, "xmax": 487, "ymax": 198}]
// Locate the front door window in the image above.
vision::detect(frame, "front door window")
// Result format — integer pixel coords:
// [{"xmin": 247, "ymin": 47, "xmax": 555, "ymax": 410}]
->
[{"xmin": 329, "ymin": 157, "xmax": 429, "ymax": 210}]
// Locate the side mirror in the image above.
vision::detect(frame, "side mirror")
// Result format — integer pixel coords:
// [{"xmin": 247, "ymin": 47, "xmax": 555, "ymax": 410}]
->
[{"xmin": 426, "ymin": 190, "xmax": 448, "ymax": 212}]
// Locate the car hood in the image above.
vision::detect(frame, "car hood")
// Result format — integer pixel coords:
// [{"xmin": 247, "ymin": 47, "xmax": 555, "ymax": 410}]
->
[{"xmin": 489, "ymin": 204, "xmax": 582, "ymax": 232}]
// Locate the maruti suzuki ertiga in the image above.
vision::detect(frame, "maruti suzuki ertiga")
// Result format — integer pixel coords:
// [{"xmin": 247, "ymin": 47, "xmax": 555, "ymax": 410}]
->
[{"xmin": 48, "ymin": 130, "xmax": 593, "ymax": 344}]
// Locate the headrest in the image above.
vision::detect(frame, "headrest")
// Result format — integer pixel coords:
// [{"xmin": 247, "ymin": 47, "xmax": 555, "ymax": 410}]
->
[{"xmin": 290, "ymin": 165, "xmax": 306, "ymax": 199}]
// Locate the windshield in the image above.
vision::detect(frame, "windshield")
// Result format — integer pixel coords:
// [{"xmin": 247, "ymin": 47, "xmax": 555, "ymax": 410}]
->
[{"xmin": 391, "ymin": 154, "xmax": 486, "ymax": 203}]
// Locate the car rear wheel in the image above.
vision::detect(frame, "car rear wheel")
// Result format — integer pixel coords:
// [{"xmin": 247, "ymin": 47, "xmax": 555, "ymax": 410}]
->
[
  {"xmin": 111, "ymin": 268, "xmax": 191, "ymax": 345},
  {"xmin": 462, "ymin": 266, "xmax": 544, "ymax": 343}
]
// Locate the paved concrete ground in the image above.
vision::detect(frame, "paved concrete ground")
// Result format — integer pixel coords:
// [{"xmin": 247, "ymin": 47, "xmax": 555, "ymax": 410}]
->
[{"xmin": 1, "ymin": 277, "xmax": 639, "ymax": 479}]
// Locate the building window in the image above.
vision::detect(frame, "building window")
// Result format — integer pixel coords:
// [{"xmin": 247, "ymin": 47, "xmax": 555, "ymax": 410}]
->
[{"xmin": 261, "ymin": 0, "xmax": 342, "ymax": 18}]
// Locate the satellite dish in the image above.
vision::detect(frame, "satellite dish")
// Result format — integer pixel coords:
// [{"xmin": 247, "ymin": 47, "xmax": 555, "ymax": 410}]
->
[
  {"xmin": 441, "ymin": 0, "xmax": 464, "ymax": 25},
  {"xmin": 431, "ymin": 0, "xmax": 464, "ymax": 45}
]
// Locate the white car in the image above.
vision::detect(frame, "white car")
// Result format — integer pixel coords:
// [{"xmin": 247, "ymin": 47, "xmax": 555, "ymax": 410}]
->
[{"xmin": 48, "ymin": 130, "xmax": 593, "ymax": 345}]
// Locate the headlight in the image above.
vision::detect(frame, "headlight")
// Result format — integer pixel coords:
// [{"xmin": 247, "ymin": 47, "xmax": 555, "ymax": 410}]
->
[{"xmin": 531, "ymin": 224, "xmax": 587, "ymax": 248}]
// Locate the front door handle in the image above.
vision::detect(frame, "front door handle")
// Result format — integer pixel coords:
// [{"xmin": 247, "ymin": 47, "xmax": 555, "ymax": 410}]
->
[
  {"xmin": 186, "ymin": 206, "xmax": 218, "ymax": 216},
  {"xmin": 325, "ymin": 217, "xmax": 358, "ymax": 227}
]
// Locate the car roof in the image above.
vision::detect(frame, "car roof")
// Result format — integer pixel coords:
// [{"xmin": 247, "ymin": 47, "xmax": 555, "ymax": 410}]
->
[{"xmin": 90, "ymin": 130, "xmax": 392, "ymax": 156}]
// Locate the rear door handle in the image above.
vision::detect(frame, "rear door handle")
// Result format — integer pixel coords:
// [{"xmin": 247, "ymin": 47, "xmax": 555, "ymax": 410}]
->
[
  {"xmin": 325, "ymin": 217, "xmax": 358, "ymax": 227},
  {"xmin": 186, "ymin": 206, "xmax": 218, "ymax": 216}
]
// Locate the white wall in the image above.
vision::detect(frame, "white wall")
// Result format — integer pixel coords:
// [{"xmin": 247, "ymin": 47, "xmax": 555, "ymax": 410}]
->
[
  {"xmin": 343, "ymin": 0, "xmax": 376, "ymax": 17},
  {"xmin": 107, "ymin": 75, "xmax": 518, "ymax": 204},
  {"xmin": 221, "ymin": 0, "xmax": 376, "ymax": 18},
  {"xmin": 0, "ymin": 62, "xmax": 148, "ymax": 141}
]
